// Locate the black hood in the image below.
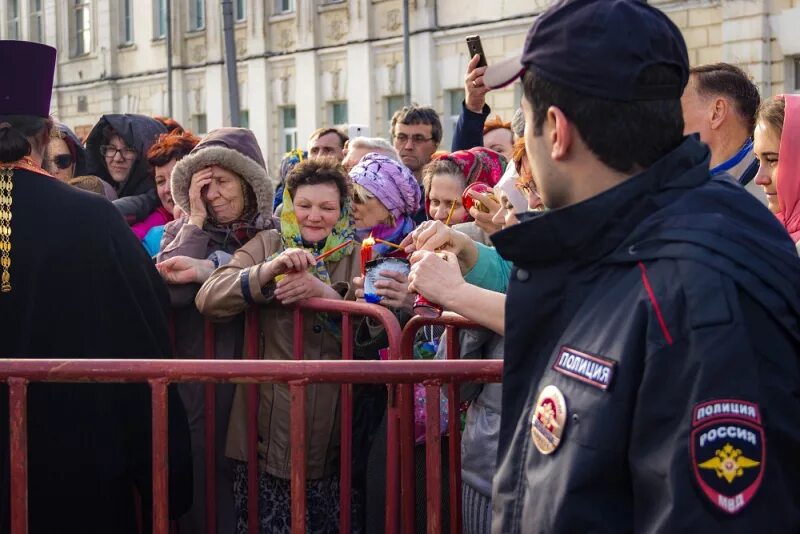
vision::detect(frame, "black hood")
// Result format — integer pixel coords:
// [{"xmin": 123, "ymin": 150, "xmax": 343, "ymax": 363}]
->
[
  {"xmin": 494, "ymin": 136, "xmax": 800, "ymax": 340},
  {"xmin": 84, "ymin": 114, "xmax": 167, "ymax": 198}
]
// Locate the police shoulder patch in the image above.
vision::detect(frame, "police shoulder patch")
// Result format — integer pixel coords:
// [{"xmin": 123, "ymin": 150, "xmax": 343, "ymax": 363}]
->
[
  {"xmin": 690, "ymin": 399, "xmax": 765, "ymax": 515},
  {"xmin": 552, "ymin": 345, "xmax": 616, "ymax": 391}
]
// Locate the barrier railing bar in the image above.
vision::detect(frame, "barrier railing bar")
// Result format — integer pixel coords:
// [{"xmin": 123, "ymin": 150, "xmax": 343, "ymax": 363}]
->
[
  {"xmin": 291, "ymin": 306, "xmax": 306, "ymax": 534},
  {"xmin": 385, "ymin": 379, "xmax": 400, "ymax": 534},
  {"xmin": 445, "ymin": 324, "xmax": 463, "ymax": 534},
  {"xmin": 289, "ymin": 383, "xmax": 307, "ymax": 534},
  {"xmin": 425, "ymin": 383, "xmax": 443, "ymax": 534},
  {"xmin": 9, "ymin": 378, "xmax": 28, "ymax": 534},
  {"xmin": 400, "ymin": 313, "xmax": 482, "ymax": 534},
  {"xmin": 245, "ymin": 307, "xmax": 260, "ymax": 534},
  {"xmin": 0, "ymin": 359, "xmax": 501, "ymax": 383},
  {"xmin": 339, "ymin": 313, "xmax": 353, "ymax": 534},
  {"xmin": 203, "ymin": 320, "xmax": 217, "ymax": 534},
  {"xmin": 294, "ymin": 298, "xmax": 403, "ymax": 534},
  {"xmin": 150, "ymin": 378, "xmax": 170, "ymax": 534},
  {"xmin": 398, "ymin": 326, "xmax": 416, "ymax": 534},
  {"xmin": 3, "ymin": 299, "xmax": 499, "ymax": 534}
]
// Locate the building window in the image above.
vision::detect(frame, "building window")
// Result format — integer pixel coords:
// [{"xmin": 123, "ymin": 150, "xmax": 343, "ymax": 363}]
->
[
  {"xmin": 189, "ymin": 0, "xmax": 204, "ymax": 31},
  {"xmin": 193, "ymin": 113, "xmax": 207, "ymax": 135},
  {"xmin": 239, "ymin": 110, "xmax": 249, "ymax": 129},
  {"xmin": 71, "ymin": 0, "xmax": 92, "ymax": 57},
  {"xmin": 795, "ymin": 57, "xmax": 800, "ymax": 91},
  {"xmin": 330, "ymin": 101, "xmax": 348, "ymax": 126},
  {"xmin": 321, "ymin": 0, "xmax": 345, "ymax": 4},
  {"xmin": 281, "ymin": 106, "xmax": 297, "ymax": 153},
  {"xmin": 275, "ymin": 0, "xmax": 295, "ymax": 14},
  {"xmin": 29, "ymin": 0, "xmax": 42, "ymax": 42},
  {"xmin": 235, "ymin": 0, "xmax": 246, "ymax": 21},
  {"xmin": 154, "ymin": 0, "xmax": 167, "ymax": 39},
  {"xmin": 6, "ymin": 0, "xmax": 19, "ymax": 40},
  {"xmin": 120, "ymin": 0, "xmax": 134, "ymax": 44},
  {"xmin": 443, "ymin": 89, "xmax": 465, "ymax": 149},
  {"xmin": 385, "ymin": 95, "xmax": 405, "ymax": 136}
]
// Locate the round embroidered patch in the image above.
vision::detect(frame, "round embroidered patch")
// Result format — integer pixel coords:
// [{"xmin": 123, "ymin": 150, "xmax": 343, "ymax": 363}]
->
[{"xmin": 530, "ymin": 384, "xmax": 568, "ymax": 455}]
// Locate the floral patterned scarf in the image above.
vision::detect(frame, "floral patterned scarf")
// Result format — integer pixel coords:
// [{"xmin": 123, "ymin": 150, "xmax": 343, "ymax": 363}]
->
[{"xmin": 270, "ymin": 188, "xmax": 356, "ymax": 336}]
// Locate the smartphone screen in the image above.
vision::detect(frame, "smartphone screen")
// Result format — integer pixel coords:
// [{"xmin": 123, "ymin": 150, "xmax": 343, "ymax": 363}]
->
[{"xmin": 466, "ymin": 35, "xmax": 488, "ymax": 68}]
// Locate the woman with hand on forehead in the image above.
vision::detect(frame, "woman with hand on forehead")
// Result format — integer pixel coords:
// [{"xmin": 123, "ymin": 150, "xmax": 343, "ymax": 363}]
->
[{"xmin": 154, "ymin": 127, "xmax": 277, "ymax": 534}]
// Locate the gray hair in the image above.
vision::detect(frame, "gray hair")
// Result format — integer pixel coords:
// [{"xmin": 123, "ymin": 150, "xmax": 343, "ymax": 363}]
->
[
  {"xmin": 347, "ymin": 136, "xmax": 400, "ymax": 161},
  {"xmin": 511, "ymin": 108, "xmax": 525, "ymax": 139}
]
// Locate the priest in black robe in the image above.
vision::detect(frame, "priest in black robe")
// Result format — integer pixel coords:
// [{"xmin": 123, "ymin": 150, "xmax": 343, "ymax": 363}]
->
[{"xmin": 0, "ymin": 41, "xmax": 192, "ymax": 534}]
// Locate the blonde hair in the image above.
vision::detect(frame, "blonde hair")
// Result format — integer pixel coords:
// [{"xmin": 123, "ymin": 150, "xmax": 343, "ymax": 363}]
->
[{"xmin": 352, "ymin": 182, "xmax": 395, "ymax": 226}]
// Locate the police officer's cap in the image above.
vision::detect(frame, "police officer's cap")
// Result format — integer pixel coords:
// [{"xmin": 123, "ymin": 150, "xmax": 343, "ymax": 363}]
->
[{"xmin": 483, "ymin": 0, "xmax": 690, "ymax": 102}]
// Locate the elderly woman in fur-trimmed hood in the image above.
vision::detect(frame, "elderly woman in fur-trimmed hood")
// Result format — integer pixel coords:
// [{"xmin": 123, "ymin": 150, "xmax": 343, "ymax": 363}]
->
[{"xmin": 154, "ymin": 127, "xmax": 275, "ymax": 534}]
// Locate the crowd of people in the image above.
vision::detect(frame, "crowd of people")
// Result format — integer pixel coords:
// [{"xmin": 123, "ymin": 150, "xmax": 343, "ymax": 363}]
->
[{"xmin": 2, "ymin": 0, "xmax": 800, "ymax": 533}]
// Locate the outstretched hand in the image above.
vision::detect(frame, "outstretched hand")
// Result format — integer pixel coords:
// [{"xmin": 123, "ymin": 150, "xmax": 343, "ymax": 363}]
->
[{"xmin": 156, "ymin": 256, "xmax": 215, "ymax": 285}]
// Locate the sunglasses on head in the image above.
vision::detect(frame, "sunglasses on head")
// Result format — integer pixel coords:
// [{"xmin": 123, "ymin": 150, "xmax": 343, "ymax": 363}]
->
[{"xmin": 51, "ymin": 154, "xmax": 73, "ymax": 170}]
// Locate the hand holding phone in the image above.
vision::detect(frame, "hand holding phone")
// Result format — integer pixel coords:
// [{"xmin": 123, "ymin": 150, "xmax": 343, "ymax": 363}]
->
[
  {"xmin": 466, "ymin": 35, "xmax": 488, "ymax": 68},
  {"xmin": 465, "ymin": 35, "xmax": 491, "ymax": 113}
]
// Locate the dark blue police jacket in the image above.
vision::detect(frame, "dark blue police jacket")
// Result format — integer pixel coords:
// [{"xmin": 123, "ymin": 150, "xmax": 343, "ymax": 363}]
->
[{"xmin": 491, "ymin": 136, "xmax": 800, "ymax": 533}]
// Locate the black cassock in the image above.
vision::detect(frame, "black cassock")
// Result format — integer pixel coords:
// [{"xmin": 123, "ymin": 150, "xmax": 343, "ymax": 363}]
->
[{"xmin": 0, "ymin": 168, "xmax": 192, "ymax": 533}]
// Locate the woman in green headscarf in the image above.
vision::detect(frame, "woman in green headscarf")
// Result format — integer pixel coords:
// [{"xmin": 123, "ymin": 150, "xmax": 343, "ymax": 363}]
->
[{"xmin": 197, "ymin": 159, "xmax": 360, "ymax": 534}]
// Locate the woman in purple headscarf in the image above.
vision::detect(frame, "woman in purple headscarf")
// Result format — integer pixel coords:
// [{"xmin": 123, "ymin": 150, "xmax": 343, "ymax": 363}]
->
[{"xmin": 351, "ymin": 152, "xmax": 421, "ymax": 255}]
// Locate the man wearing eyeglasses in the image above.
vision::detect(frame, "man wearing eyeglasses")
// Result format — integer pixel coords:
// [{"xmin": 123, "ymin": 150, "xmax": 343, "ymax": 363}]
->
[
  {"xmin": 85, "ymin": 114, "xmax": 169, "ymax": 223},
  {"xmin": 390, "ymin": 105, "xmax": 441, "ymax": 182},
  {"xmin": 390, "ymin": 105, "xmax": 442, "ymax": 223}
]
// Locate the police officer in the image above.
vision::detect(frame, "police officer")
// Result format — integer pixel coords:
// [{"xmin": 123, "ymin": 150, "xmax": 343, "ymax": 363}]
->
[
  {"xmin": 482, "ymin": 1, "xmax": 800, "ymax": 531},
  {"xmin": 0, "ymin": 41, "xmax": 192, "ymax": 533}
]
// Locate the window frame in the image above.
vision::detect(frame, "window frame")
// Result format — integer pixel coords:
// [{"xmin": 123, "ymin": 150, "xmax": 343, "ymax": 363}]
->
[
  {"xmin": 235, "ymin": 0, "xmax": 246, "ymax": 21},
  {"xmin": 193, "ymin": 113, "xmax": 208, "ymax": 135},
  {"xmin": 28, "ymin": 0, "xmax": 42, "ymax": 42},
  {"xmin": 443, "ymin": 88, "xmax": 465, "ymax": 149},
  {"xmin": 6, "ymin": 0, "xmax": 19, "ymax": 40},
  {"xmin": 188, "ymin": 0, "xmax": 205, "ymax": 31},
  {"xmin": 120, "ymin": 0, "xmax": 134, "ymax": 44},
  {"xmin": 385, "ymin": 94, "xmax": 405, "ymax": 137},
  {"xmin": 153, "ymin": 0, "xmax": 167, "ymax": 39},
  {"xmin": 794, "ymin": 56, "xmax": 800, "ymax": 92},
  {"xmin": 281, "ymin": 106, "xmax": 298, "ymax": 154},
  {"xmin": 70, "ymin": 0, "xmax": 92, "ymax": 58},
  {"xmin": 330, "ymin": 101, "xmax": 348, "ymax": 127},
  {"xmin": 275, "ymin": 0, "xmax": 295, "ymax": 15}
]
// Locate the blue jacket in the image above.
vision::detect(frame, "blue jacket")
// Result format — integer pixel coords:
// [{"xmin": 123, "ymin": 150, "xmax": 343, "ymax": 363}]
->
[
  {"xmin": 452, "ymin": 102, "xmax": 490, "ymax": 152},
  {"xmin": 491, "ymin": 137, "xmax": 800, "ymax": 533}
]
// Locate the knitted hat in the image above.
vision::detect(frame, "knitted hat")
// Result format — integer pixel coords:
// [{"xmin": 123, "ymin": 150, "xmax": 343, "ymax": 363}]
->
[{"xmin": 349, "ymin": 153, "xmax": 421, "ymax": 219}]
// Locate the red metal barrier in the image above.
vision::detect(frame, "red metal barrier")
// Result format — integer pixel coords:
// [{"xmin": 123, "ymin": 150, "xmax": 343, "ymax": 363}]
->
[
  {"xmin": 2, "ymin": 298, "xmax": 503, "ymax": 534},
  {"xmin": 400, "ymin": 312, "xmax": 486, "ymax": 534}
]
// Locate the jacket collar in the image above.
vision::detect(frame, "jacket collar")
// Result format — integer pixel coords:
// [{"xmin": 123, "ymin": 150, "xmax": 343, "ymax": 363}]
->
[{"xmin": 493, "ymin": 136, "xmax": 711, "ymax": 265}]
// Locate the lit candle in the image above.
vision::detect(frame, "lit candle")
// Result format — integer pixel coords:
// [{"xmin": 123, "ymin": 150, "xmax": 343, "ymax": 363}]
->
[{"xmin": 360, "ymin": 234, "xmax": 375, "ymax": 277}]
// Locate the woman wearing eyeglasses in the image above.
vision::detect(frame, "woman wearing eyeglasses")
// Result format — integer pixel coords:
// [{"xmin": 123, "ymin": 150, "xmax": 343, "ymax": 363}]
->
[
  {"xmin": 85, "ymin": 114, "xmax": 169, "ymax": 220},
  {"xmin": 46, "ymin": 122, "xmax": 118, "ymax": 199}
]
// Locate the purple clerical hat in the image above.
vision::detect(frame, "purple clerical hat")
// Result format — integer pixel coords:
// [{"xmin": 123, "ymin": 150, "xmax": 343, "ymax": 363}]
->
[{"xmin": 0, "ymin": 40, "xmax": 56, "ymax": 117}]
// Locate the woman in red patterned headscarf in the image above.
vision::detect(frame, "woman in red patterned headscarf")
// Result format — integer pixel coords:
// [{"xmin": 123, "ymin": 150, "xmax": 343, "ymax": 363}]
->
[{"xmin": 421, "ymin": 146, "xmax": 506, "ymax": 226}]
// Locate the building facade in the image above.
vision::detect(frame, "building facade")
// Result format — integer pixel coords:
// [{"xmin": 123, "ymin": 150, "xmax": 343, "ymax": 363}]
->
[{"xmin": 2, "ymin": 0, "xmax": 800, "ymax": 173}]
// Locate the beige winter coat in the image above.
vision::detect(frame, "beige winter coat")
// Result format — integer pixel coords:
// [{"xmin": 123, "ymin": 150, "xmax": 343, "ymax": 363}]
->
[{"xmin": 195, "ymin": 229, "xmax": 360, "ymax": 480}]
